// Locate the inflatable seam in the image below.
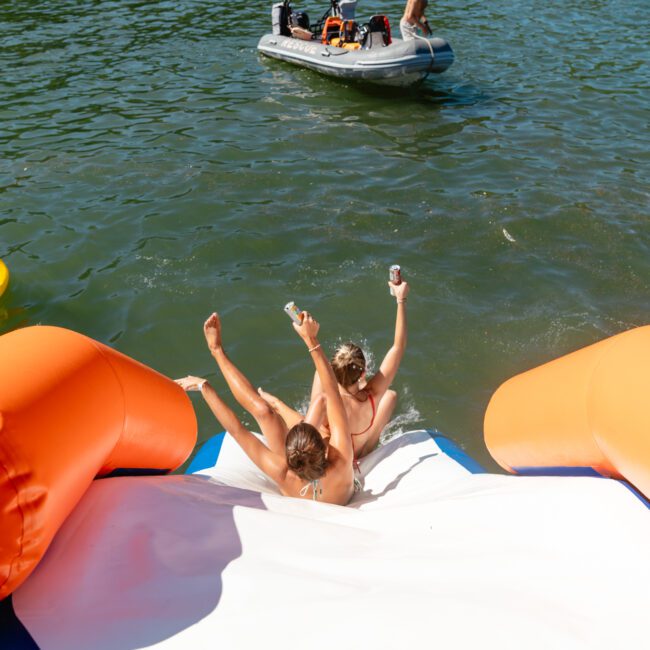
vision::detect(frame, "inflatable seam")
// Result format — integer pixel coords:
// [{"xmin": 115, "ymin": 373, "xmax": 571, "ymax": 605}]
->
[
  {"xmin": 585, "ymin": 335, "xmax": 619, "ymax": 476},
  {"xmin": 90, "ymin": 340, "xmax": 127, "ymax": 469},
  {"xmin": 0, "ymin": 455, "xmax": 25, "ymax": 594}
]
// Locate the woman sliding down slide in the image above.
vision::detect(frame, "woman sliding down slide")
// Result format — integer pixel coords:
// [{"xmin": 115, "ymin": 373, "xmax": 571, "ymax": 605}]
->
[
  {"xmin": 259, "ymin": 278, "xmax": 410, "ymax": 464},
  {"xmin": 176, "ymin": 312, "xmax": 355, "ymax": 505}
]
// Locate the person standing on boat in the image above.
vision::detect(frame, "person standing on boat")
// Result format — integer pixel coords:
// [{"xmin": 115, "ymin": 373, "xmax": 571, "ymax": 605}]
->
[
  {"xmin": 176, "ymin": 311, "xmax": 355, "ymax": 505},
  {"xmin": 400, "ymin": 0, "xmax": 432, "ymax": 40},
  {"xmin": 259, "ymin": 278, "xmax": 410, "ymax": 464}
]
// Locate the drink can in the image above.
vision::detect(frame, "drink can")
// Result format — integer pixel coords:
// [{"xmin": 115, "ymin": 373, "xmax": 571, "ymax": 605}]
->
[
  {"xmin": 389, "ymin": 265, "xmax": 401, "ymax": 295},
  {"xmin": 283, "ymin": 301, "xmax": 303, "ymax": 324}
]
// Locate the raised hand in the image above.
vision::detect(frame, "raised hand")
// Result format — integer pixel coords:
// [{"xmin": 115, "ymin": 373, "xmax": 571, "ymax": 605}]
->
[
  {"xmin": 293, "ymin": 311, "xmax": 320, "ymax": 342},
  {"xmin": 203, "ymin": 312, "xmax": 222, "ymax": 351},
  {"xmin": 390, "ymin": 280, "xmax": 410, "ymax": 302}
]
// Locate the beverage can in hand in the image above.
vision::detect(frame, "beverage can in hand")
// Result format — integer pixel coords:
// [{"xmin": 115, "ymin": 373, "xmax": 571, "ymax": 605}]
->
[
  {"xmin": 284, "ymin": 301, "xmax": 303, "ymax": 324},
  {"xmin": 389, "ymin": 265, "xmax": 401, "ymax": 295}
]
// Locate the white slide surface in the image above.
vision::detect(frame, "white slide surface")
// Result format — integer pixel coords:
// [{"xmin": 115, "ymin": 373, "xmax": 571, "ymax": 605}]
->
[{"xmin": 13, "ymin": 430, "xmax": 650, "ymax": 649}]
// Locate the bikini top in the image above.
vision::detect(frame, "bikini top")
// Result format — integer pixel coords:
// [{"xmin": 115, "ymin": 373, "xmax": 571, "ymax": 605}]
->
[
  {"xmin": 299, "ymin": 479, "xmax": 322, "ymax": 501},
  {"xmin": 345, "ymin": 390, "xmax": 376, "ymax": 484},
  {"xmin": 319, "ymin": 389, "xmax": 376, "ymax": 490},
  {"xmin": 344, "ymin": 390, "xmax": 376, "ymax": 437}
]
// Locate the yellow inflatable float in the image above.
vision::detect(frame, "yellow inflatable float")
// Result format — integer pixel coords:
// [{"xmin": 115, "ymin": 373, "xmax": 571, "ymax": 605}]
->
[
  {"xmin": 0, "ymin": 258, "xmax": 8, "ymax": 297},
  {"xmin": 485, "ymin": 325, "xmax": 650, "ymax": 500}
]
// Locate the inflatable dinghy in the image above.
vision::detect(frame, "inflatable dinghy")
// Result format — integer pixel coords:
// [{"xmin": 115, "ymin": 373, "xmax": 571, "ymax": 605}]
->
[{"xmin": 258, "ymin": 2, "xmax": 454, "ymax": 86}]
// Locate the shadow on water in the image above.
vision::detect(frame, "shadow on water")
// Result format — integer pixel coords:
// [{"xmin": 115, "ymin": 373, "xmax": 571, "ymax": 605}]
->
[
  {"xmin": 259, "ymin": 56, "xmax": 490, "ymax": 108},
  {"xmin": 350, "ymin": 78, "xmax": 490, "ymax": 109},
  {"xmin": 0, "ymin": 274, "xmax": 88, "ymax": 337},
  {"xmin": 0, "ymin": 279, "xmax": 31, "ymax": 336}
]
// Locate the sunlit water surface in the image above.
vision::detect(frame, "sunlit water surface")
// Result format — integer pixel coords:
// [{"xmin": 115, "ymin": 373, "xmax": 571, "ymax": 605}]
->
[{"xmin": 1, "ymin": 1, "xmax": 648, "ymax": 470}]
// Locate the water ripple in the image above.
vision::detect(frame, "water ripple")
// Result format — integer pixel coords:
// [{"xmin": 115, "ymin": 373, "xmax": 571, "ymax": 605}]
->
[{"xmin": 1, "ymin": 0, "xmax": 648, "ymax": 464}]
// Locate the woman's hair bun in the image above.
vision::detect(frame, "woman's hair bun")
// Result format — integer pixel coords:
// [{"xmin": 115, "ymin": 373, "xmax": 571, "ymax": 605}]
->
[
  {"xmin": 331, "ymin": 343, "xmax": 366, "ymax": 387},
  {"xmin": 285, "ymin": 423, "xmax": 328, "ymax": 482},
  {"xmin": 287, "ymin": 448, "xmax": 305, "ymax": 470}
]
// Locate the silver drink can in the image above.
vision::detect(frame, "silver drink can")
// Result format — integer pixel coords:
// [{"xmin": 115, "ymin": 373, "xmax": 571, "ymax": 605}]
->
[
  {"xmin": 283, "ymin": 301, "xmax": 303, "ymax": 324},
  {"xmin": 389, "ymin": 265, "xmax": 401, "ymax": 295}
]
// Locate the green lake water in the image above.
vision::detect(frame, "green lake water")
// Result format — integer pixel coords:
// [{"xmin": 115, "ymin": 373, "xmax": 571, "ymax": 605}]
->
[{"xmin": 1, "ymin": 0, "xmax": 648, "ymax": 470}]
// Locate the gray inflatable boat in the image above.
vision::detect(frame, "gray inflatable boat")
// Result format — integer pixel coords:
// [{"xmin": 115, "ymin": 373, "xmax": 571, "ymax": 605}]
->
[{"xmin": 258, "ymin": 2, "xmax": 454, "ymax": 87}]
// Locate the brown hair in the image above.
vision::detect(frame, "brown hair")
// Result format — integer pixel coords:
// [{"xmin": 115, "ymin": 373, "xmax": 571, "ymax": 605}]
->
[
  {"xmin": 285, "ymin": 422, "xmax": 328, "ymax": 482},
  {"xmin": 331, "ymin": 342, "xmax": 366, "ymax": 387}
]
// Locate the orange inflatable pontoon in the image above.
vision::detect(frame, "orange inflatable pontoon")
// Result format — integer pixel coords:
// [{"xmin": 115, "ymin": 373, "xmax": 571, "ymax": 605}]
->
[
  {"xmin": 485, "ymin": 325, "xmax": 650, "ymax": 500},
  {"xmin": 0, "ymin": 326, "xmax": 197, "ymax": 600}
]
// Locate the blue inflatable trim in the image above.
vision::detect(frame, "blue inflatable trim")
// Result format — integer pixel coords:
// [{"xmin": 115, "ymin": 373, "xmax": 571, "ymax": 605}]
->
[
  {"xmin": 186, "ymin": 430, "xmax": 488, "ymax": 476},
  {"xmin": 513, "ymin": 468, "xmax": 649, "ymax": 509},
  {"xmin": 426, "ymin": 429, "xmax": 487, "ymax": 474},
  {"xmin": 0, "ymin": 596, "xmax": 38, "ymax": 649},
  {"xmin": 186, "ymin": 432, "xmax": 226, "ymax": 474},
  {"xmin": 513, "ymin": 466, "xmax": 602, "ymax": 478},
  {"xmin": 618, "ymin": 481, "xmax": 650, "ymax": 509}
]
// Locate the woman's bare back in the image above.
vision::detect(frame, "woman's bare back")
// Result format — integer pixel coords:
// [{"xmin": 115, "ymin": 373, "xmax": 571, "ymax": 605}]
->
[
  {"xmin": 280, "ymin": 449, "xmax": 354, "ymax": 504},
  {"xmin": 341, "ymin": 386, "xmax": 397, "ymax": 459}
]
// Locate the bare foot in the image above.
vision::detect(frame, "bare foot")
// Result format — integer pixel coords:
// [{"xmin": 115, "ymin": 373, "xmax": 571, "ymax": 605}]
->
[
  {"xmin": 203, "ymin": 312, "xmax": 222, "ymax": 351},
  {"xmin": 257, "ymin": 387, "xmax": 280, "ymax": 411}
]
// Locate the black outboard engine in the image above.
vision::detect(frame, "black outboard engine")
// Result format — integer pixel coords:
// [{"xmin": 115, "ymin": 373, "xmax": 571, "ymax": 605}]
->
[
  {"xmin": 272, "ymin": 2, "xmax": 291, "ymax": 36},
  {"xmin": 290, "ymin": 11, "xmax": 310, "ymax": 30}
]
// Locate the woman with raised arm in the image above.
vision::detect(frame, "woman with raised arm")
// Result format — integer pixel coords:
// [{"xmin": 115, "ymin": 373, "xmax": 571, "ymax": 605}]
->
[
  {"xmin": 259, "ymin": 278, "xmax": 410, "ymax": 465},
  {"xmin": 176, "ymin": 311, "xmax": 355, "ymax": 505}
]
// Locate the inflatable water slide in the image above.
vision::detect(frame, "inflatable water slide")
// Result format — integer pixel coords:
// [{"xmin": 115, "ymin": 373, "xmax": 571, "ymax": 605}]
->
[{"xmin": 1, "ymin": 325, "xmax": 648, "ymax": 649}]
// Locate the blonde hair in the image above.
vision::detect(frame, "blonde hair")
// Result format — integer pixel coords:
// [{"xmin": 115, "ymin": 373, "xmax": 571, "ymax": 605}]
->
[{"xmin": 331, "ymin": 342, "xmax": 366, "ymax": 387}]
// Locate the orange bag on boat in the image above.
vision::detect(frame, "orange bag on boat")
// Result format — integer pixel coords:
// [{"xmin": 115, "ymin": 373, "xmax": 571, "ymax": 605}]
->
[{"xmin": 322, "ymin": 16, "xmax": 343, "ymax": 44}]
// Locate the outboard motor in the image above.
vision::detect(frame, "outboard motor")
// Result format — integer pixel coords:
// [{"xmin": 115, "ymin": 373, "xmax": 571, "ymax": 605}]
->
[
  {"xmin": 272, "ymin": 2, "xmax": 291, "ymax": 36},
  {"xmin": 290, "ymin": 11, "xmax": 310, "ymax": 30}
]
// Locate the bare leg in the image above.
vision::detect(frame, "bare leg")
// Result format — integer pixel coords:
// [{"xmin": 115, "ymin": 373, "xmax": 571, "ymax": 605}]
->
[
  {"xmin": 305, "ymin": 393, "xmax": 329, "ymax": 439},
  {"xmin": 259, "ymin": 388, "xmax": 330, "ymax": 441},
  {"xmin": 204, "ymin": 313, "xmax": 287, "ymax": 455},
  {"xmin": 258, "ymin": 388, "xmax": 304, "ymax": 430},
  {"xmin": 309, "ymin": 370, "xmax": 322, "ymax": 404},
  {"xmin": 359, "ymin": 390, "xmax": 397, "ymax": 458}
]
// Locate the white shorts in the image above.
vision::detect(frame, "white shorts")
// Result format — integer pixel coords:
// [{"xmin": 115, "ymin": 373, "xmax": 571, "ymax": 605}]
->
[{"xmin": 400, "ymin": 18, "xmax": 418, "ymax": 41}]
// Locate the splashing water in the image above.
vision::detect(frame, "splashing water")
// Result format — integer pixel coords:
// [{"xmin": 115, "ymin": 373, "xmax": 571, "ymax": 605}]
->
[{"xmin": 380, "ymin": 385, "xmax": 423, "ymax": 444}]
